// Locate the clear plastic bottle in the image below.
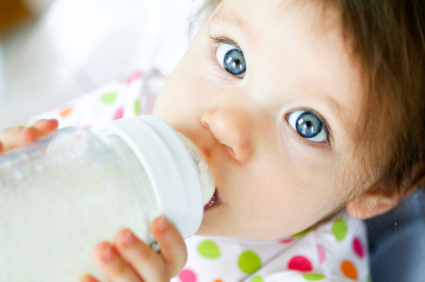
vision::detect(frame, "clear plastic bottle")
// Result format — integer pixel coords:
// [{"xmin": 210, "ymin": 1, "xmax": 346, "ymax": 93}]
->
[{"xmin": 0, "ymin": 115, "xmax": 215, "ymax": 282}]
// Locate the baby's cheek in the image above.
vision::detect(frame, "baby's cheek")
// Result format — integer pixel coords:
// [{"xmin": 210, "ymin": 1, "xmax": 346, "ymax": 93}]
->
[{"xmin": 240, "ymin": 174, "xmax": 340, "ymax": 237}]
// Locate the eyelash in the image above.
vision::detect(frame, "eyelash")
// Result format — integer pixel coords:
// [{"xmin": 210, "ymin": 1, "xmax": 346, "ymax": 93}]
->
[
  {"xmin": 286, "ymin": 109, "xmax": 333, "ymax": 149},
  {"xmin": 291, "ymin": 132, "xmax": 332, "ymax": 153},
  {"xmin": 206, "ymin": 35, "xmax": 334, "ymax": 151},
  {"xmin": 206, "ymin": 35, "xmax": 244, "ymax": 79}
]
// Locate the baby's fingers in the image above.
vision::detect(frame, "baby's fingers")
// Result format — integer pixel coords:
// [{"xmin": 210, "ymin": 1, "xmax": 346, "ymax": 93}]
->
[
  {"xmin": 0, "ymin": 126, "xmax": 40, "ymax": 151},
  {"xmin": 87, "ymin": 217, "xmax": 186, "ymax": 282},
  {"xmin": 93, "ymin": 242, "xmax": 144, "ymax": 282},
  {"xmin": 0, "ymin": 119, "xmax": 58, "ymax": 152},
  {"xmin": 111, "ymin": 217, "xmax": 187, "ymax": 281},
  {"xmin": 112, "ymin": 225, "xmax": 171, "ymax": 281},
  {"xmin": 79, "ymin": 273, "xmax": 100, "ymax": 282},
  {"xmin": 150, "ymin": 216, "xmax": 188, "ymax": 277},
  {"xmin": 31, "ymin": 119, "xmax": 59, "ymax": 135}
]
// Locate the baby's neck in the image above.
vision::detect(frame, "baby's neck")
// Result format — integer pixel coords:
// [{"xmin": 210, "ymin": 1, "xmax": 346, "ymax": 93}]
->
[{"xmin": 313, "ymin": 206, "xmax": 347, "ymax": 228}]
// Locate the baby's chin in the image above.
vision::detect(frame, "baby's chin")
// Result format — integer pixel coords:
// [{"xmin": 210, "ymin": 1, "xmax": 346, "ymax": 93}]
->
[
  {"xmin": 195, "ymin": 225, "xmax": 292, "ymax": 240},
  {"xmin": 195, "ymin": 210, "xmax": 333, "ymax": 241},
  {"xmin": 196, "ymin": 196, "xmax": 338, "ymax": 240},
  {"xmin": 195, "ymin": 204, "xmax": 230, "ymax": 237},
  {"xmin": 195, "ymin": 212, "xmax": 290, "ymax": 240}
]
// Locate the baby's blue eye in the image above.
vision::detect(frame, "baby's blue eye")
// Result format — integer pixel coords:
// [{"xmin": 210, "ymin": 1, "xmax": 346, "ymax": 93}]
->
[
  {"xmin": 216, "ymin": 43, "xmax": 246, "ymax": 78},
  {"xmin": 287, "ymin": 110, "xmax": 327, "ymax": 142}
]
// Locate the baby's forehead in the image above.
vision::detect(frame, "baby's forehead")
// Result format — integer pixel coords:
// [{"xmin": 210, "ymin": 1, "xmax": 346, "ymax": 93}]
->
[
  {"xmin": 212, "ymin": 0, "xmax": 341, "ymax": 30},
  {"xmin": 210, "ymin": 0, "xmax": 349, "ymax": 63},
  {"xmin": 207, "ymin": 0, "xmax": 363, "ymax": 150}
]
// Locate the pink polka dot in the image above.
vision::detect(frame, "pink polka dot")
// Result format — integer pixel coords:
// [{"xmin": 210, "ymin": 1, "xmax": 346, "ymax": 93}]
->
[
  {"xmin": 178, "ymin": 269, "xmax": 197, "ymax": 282},
  {"xmin": 317, "ymin": 244, "xmax": 325, "ymax": 264},
  {"xmin": 288, "ymin": 255, "xmax": 313, "ymax": 272},
  {"xmin": 353, "ymin": 237, "xmax": 365, "ymax": 258},
  {"xmin": 280, "ymin": 237, "xmax": 294, "ymax": 244},
  {"xmin": 125, "ymin": 70, "xmax": 144, "ymax": 85},
  {"xmin": 113, "ymin": 107, "xmax": 124, "ymax": 120}
]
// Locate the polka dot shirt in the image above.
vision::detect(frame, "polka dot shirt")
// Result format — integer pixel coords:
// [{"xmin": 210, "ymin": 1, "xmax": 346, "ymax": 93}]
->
[{"xmin": 173, "ymin": 212, "xmax": 370, "ymax": 282}]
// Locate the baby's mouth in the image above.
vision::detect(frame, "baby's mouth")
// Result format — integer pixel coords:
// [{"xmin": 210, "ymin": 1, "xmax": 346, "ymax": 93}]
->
[{"xmin": 204, "ymin": 187, "xmax": 219, "ymax": 211}]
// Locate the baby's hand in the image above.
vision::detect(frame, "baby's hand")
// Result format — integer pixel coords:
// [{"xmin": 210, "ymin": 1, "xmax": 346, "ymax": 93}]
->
[
  {"xmin": 79, "ymin": 216, "xmax": 187, "ymax": 282},
  {"xmin": 0, "ymin": 119, "xmax": 59, "ymax": 153}
]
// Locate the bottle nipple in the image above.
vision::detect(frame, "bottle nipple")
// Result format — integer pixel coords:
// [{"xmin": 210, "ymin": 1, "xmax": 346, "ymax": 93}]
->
[{"xmin": 176, "ymin": 133, "xmax": 215, "ymax": 205}]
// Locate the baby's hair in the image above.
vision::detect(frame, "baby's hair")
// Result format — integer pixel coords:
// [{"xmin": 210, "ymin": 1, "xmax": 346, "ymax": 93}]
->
[
  {"xmin": 336, "ymin": 1, "xmax": 425, "ymax": 200},
  {"xmin": 192, "ymin": 0, "xmax": 425, "ymax": 201}
]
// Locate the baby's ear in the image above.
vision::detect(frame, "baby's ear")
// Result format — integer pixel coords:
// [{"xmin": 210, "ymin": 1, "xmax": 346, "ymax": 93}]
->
[{"xmin": 346, "ymin": 189, "xmax": 403, "ymax": 220}]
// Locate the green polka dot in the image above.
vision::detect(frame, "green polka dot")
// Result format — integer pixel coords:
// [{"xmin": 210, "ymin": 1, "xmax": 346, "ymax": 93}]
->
[
  {"xmin": 198, "ymin": 240, "xmax": 220, "ymax": 259},
  {"xmin": 134, "ymin": 100, "xmax": 140, "ymax": 115},
  {"xmin": 101, "ymin": 92, "xmax": 118, "ymax": 104},
  {"xmin": 332, "ymin": 218, "xmax": 348, "ymax": 241},
  {"xmin": 292, "ymin": 226, "xmax": 314, "ymax": 238},
  {"xmin": 238, "ymin": 251, "xmax": 261, "ymax": 274},
  {"xmin": 249, "ymin": 275, "xmax": 264, "ymax": 282},
  {"xmin": 302, "ymin": 274, "xmax": 325, "ymax": 281},
  {"xmin": 367, "ymin": 274, "xmax": 372, "ymax": 282}
]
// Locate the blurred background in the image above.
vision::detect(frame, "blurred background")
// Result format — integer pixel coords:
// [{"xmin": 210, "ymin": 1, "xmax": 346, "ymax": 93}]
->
[
  {"xmin": 0, "ymin": 0, "xmax": 62, "ymax": 131},
  {"xmin": 0, "ymin": 0, "xmax": 199, "ymax": 131}
]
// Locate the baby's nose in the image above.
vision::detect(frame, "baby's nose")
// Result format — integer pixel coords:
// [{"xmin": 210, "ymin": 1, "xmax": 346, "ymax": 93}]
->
[{"xmin": 201, "ymin": 107, "xmax": 254, "ymax": 162}]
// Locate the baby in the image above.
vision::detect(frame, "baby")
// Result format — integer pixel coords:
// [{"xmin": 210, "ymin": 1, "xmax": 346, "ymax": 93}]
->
[{"xmin": 1, "ymin": 0, "xmax": 424, "ymax": 281}]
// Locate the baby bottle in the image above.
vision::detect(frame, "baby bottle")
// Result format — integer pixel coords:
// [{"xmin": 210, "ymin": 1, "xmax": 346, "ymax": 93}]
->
[{"xmin": 0, "ymin": 115, "xmax": 215, "ymax": 282}]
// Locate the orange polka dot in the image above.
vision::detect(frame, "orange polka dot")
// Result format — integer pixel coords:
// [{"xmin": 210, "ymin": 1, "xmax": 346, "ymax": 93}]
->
[
  {"xmin": 341, "ymin": 261, "xmax": 357, "ymax": 280},
  {"xmin": 59, "ymin": 105, "xmax": 74, "ymax": 118},
  {"xmin": 213, "ymin": 280, "xmax": 223, "ymax": 282}
]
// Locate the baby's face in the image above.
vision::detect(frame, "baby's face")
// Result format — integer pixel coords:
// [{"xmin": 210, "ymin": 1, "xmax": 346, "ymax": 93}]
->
[{"xmin": 154, "ymin": 0, "xmax": 363, "ymax": 240}]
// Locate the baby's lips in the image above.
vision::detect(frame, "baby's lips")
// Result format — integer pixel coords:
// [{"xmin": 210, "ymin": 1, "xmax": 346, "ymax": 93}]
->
[{"xmin": 204, "ymin": 188, "xmax": 218, "ymax": 210}]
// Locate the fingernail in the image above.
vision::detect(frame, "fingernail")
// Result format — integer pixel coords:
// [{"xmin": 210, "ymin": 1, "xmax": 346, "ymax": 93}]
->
[
  {"xmin": 86, "ymin": 277, "xmax": 97, "ymax": 282},
  {"xmin": 122, "ymin": 229, "xmax": 135, "ymax": 247},
  {"xmin": 102, "ymin": 244, "xmax": 114, "ymax": 262},
  {"xmin": 158, "ymin": 216, "xmax": 168, "ymax": 232},
  {"xmin": 80, "ymin": 273, "xmax": 97, "ymax": 282}
]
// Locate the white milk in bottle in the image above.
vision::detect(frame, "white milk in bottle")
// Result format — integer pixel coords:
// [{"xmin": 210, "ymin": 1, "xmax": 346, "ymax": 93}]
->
[{"xmin": 0, "ymin": 115, "xmax": 215, "ymax": 282}]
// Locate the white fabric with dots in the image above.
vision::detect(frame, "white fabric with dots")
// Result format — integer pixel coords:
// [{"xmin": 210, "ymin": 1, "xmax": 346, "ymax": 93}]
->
[{"xmin": 172, "ymin": 212, "xmax": 370, "ymax": 282}]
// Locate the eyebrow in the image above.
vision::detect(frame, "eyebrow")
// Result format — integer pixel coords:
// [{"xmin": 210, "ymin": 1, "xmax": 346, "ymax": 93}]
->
[
  {"xmin": 211, "ymin": 37, "xmax": 243, "ymax": 50},
  {"xmin": 328, "ymin": 97, "xmax": 350, "ymax": 143},
  {"xmin": 310, "ymin": 84, "xmax": 350, "ymax": 144},
  {"xmin": 211, "ymin": 6, "xmax": 254, "ymax": 43},
  {"xmin": 325, "ymin": 96, "xmax": 345, "ymax": 125}
]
